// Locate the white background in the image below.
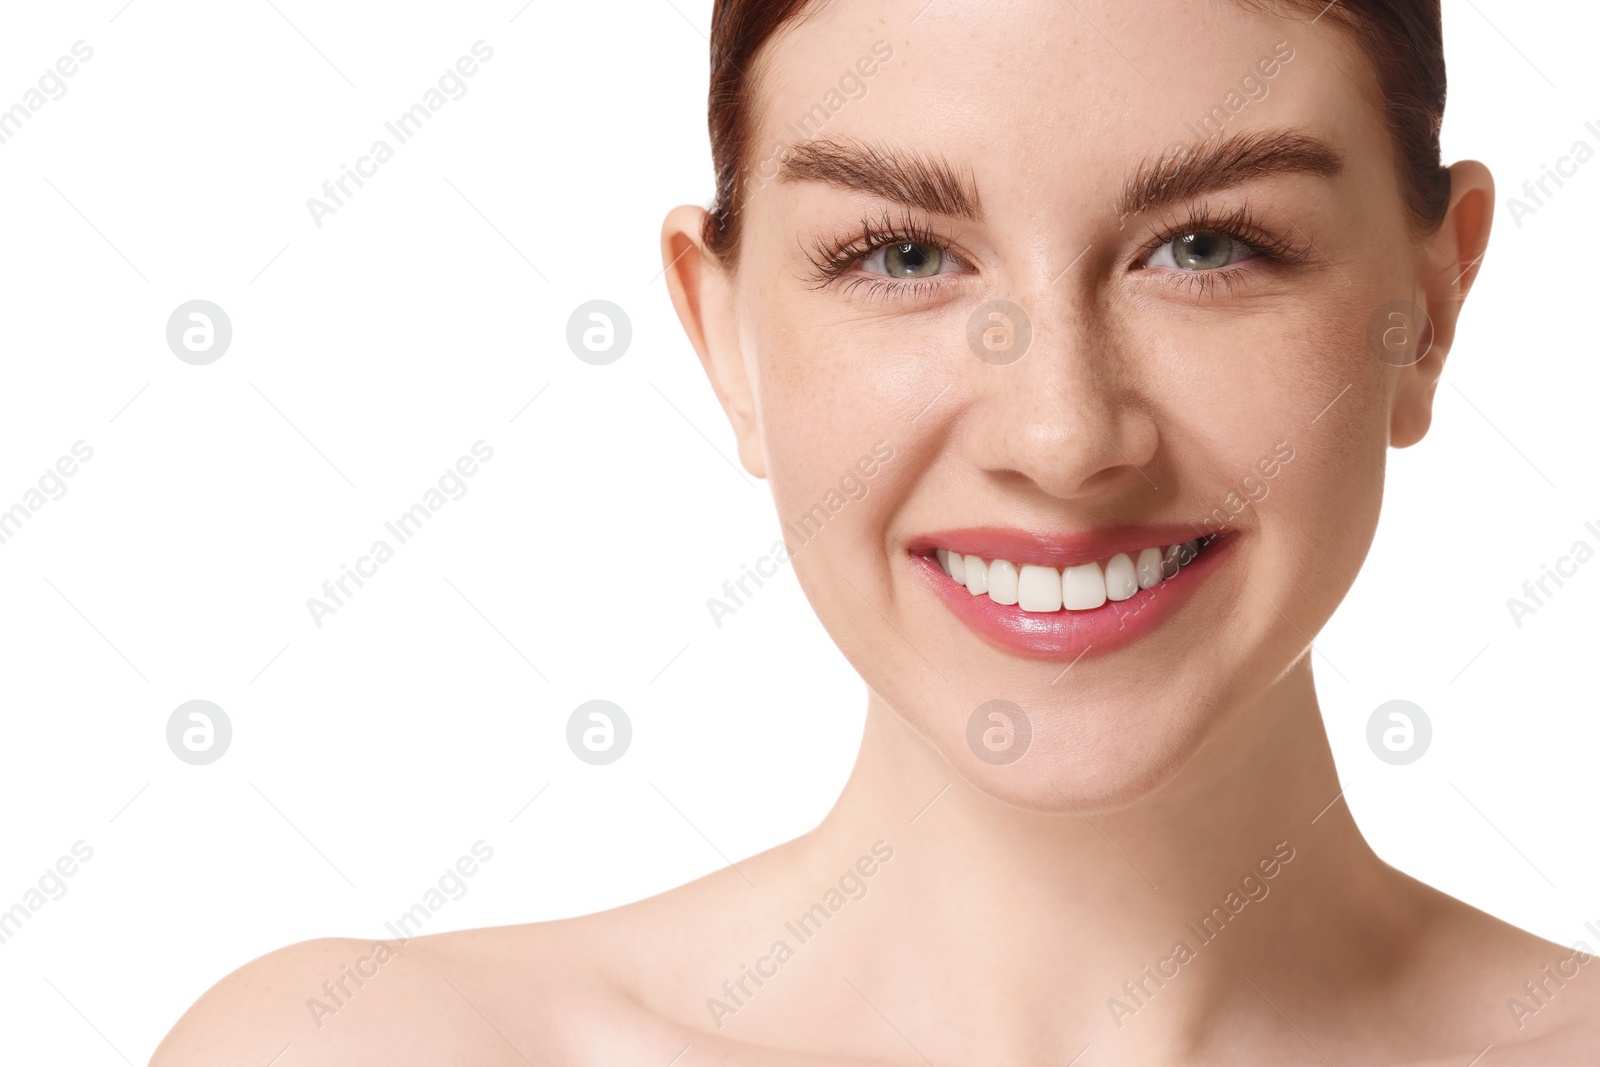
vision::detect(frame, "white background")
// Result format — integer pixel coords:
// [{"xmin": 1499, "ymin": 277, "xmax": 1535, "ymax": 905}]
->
[{"xmin": 0, "ymin": 0, "xmax": 1595, "ymax": 1060}]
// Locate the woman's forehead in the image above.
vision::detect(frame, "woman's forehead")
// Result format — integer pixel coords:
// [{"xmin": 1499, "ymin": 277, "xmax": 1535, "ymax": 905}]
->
[{"xmin": 747, "ymin": 0, "xmax": 1380, "ymax": 192}]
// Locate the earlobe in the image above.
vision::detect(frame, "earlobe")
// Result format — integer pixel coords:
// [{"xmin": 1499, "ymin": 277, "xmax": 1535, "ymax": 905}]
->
[
  {"xmin": 1390, "ymin": 160, "xmax": 1496, "ymax": 449},
  {"xmin": 659, "ymin": 205, "xmax": 767, "ymax": 479}
]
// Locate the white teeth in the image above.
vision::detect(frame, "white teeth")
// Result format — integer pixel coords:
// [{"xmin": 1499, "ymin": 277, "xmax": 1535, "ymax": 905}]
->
[
  {"xmin": 933, "ymin": 535, "xmax": 1213, "ymax": 614},
  {"xmin": 987, "ymin": 559, "xmax": 1019, "ymax": 605},
  {"xmin": 1017, "ymin": 564, "xmax": 1063, "ymax": 612},
  {"xmin": 1136, "ymin": 547, "xmax": 1164, "ymax": 589},
  {"xmin": 963, "ymin": 554, "xmax": 988, "ymax": 595},
  {"xmin": 1103, "ymin": 553, "xmax": 1138, "ymax": 603},
  {"xmin": 1062, "ymin": 561, "xmax": 1109, "ymax": 609}
]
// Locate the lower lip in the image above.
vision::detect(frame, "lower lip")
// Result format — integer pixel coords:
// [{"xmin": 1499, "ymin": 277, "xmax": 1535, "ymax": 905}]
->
[{"xmin": 912, "ymin": 537, "xmax": 1236, "ymax": 662}]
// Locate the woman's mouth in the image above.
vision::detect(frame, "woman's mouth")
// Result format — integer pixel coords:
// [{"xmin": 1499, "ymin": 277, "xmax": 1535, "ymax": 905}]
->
[{"xmin": 908, "ymin": 526, "xmax": 1236, "ymax": 662}]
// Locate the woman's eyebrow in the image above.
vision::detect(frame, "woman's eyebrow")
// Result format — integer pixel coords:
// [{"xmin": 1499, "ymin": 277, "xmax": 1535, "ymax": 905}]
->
[
  {"xmin": 772, "ymin": 128, "xmax": 1341, "ymax": 224},
  {"xmin": 1114, "ymin": 129, "xmax": 1345, "ymax": 219},
  {"xmin": 775, "ymin": 137, "xmax": 984, "ymax": 220}
]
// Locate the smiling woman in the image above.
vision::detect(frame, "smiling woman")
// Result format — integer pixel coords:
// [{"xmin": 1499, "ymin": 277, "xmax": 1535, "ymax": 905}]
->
[{"xmin": 149, "ymin": 1, "xmax": 1599, "ymax": 1064}]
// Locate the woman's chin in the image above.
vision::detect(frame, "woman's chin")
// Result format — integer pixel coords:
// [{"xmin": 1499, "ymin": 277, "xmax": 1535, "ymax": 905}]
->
[{"xmin": 941, "ymin": 713, "xmax": 1216, "ymax": 817}]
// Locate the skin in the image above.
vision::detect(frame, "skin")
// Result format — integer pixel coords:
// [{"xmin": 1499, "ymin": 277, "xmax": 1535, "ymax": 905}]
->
[{"xmin": 151, "ymin": 1, "xmax": 1600, "ymax": 1064}]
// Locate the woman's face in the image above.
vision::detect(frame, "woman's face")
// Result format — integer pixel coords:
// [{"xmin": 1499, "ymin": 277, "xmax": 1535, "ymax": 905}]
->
[{"xmin": 681, "ymin": 0, "xmax": 1474, "ymax": 811}]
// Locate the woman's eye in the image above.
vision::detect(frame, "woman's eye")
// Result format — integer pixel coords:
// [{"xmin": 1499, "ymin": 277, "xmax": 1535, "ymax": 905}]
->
[
  {"xmin": 864, "ymin": 241, "xmax": 950, "ymax": 279},
  {"xmin": 1145, "ymin": 232, "xmax": 1252, "ymax": 271}
]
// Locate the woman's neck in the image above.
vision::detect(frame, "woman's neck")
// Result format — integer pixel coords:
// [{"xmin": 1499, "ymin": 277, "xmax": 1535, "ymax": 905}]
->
[{"xmin": 798, "ymin": 657, "xmax": 1409, "ymax": 1060}]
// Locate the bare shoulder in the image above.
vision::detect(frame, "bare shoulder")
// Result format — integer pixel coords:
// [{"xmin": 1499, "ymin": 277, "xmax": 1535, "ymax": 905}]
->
[
  {"xmin": 149, "ymin": 935, "xmax": 440, "ymax": 1065},
  {"xmin": 148, "ymin": 844, "xmax": 775, "ymax": 1065},
  {"xmin": 1490, "ymin": 960, "xmax": 1600, "ymax": 1064},
  {"xmin": 149, "ymin": 909, "xmax": 869, "ymax": 1067},
  {"xmin": 1401, "ymin": 1010, "xmax": 1600, "ymax": 1067},
  {"xmin": 148, "ymin": 925, "xmax": 607, "ymax": 1066},
  {"xmin": 1387, "ymin": 869, "xmax": 1600, "ymax": 1064},
  {"xmin": 148, "ymin": 859, "xmax": 880, "ymax": 1067}
]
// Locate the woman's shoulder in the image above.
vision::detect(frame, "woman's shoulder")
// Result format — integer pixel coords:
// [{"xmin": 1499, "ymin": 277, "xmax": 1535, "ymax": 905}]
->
[
  {"xmin": 1391, "ymin": 871, "xmax": 1600, "ymax": 1062},
  {"xmin": 150, "ymin": 911, "xmax": 880, "ymax": 1067},
  {"xmin": 147, "ymin": 919, "xmax": 633, "ymax": 1065},
  {"xmin": 148, "ymin": 864, "xmax": 798, "ymax": 1066}
]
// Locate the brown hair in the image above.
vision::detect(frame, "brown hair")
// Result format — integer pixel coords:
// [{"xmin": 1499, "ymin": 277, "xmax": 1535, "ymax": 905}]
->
[{"xmin": 700, "ymin": 0, "xmax": 1449, "ymax": 266}]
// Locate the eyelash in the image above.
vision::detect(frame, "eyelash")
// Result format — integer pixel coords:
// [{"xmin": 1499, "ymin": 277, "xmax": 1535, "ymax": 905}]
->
[
  {"xmin": 804, "ymin": 201, "xmax": 1311, "ymax": 304},
  {"xmin": 1138, "ymin": 201, "xmax": 1310, "ymax": 299},
  {"xmin": 803, "ymin": 208, "xmax": 966, "ymax": 304}
]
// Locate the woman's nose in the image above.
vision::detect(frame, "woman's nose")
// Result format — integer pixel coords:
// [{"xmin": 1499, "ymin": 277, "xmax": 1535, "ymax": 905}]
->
[{"xmin": 958, "ymin": 292, "xmax": 1160, "ymax": 504}]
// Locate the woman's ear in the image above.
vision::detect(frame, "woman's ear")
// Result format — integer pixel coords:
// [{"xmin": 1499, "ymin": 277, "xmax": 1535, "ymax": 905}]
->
[
  {"xmin": 1390, "ymin": 160, "xmax": 1495, "ymax": 448},
  {"xmin": 659, "ymin": 205, "xmax": 766, "ymax": 479}
]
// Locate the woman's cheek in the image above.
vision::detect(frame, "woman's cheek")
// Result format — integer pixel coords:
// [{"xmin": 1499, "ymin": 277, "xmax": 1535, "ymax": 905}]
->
[
  {"xmin": 754, "ymin": 303, "xmax": 944, "ymax": 471},
  {"xmin": 1158, "ymin": 283, "xmax": 1382, "ymax": 435},
  {"xmin": 748, "ymin": 319, "xmax": 869, "ymax": 529}
]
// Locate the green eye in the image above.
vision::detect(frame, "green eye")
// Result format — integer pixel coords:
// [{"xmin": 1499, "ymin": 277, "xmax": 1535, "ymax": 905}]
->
[
  {"xmin": 876, "ymin": 242, "xmax": 945, "ymax": 278},
  {"xmin": 1172, "ymin": 233, "xmax": 1235, "ymax": 270},
  {"xmin": 1147, "ymin": 231, "xmax": 1250, "ymax": 272}
]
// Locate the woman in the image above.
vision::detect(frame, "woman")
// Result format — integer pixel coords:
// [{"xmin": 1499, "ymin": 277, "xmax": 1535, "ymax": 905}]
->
[{"xmin": 154, "ymin": 0, "xmax": 1599, "ymax": 1062}]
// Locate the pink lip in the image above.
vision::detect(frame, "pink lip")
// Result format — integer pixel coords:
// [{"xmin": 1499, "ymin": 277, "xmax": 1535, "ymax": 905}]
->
[{"xmin": 909, "ymin": 526, "xmax": 1237, "ymax": 662}]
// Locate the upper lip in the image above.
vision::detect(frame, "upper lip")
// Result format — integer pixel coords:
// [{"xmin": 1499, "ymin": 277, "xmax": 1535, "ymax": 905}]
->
[{"xmin": 907, "ymin": 524, "xmax": 1232, "ymax": 569}]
